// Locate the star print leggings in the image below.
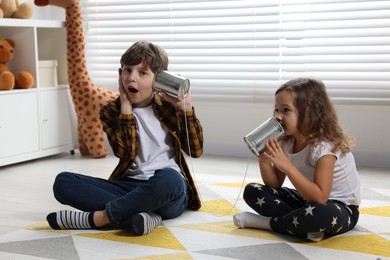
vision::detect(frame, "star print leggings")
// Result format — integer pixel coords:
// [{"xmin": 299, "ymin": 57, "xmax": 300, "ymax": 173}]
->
[{"xmin": 243, "ymin": 183, "xmax": 359, "ymax": 236}]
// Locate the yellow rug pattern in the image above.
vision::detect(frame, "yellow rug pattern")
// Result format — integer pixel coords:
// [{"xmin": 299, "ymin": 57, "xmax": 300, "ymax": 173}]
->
[{"xmin": 18, "ymin": 179, "xmax": 390, "ymax": 259}]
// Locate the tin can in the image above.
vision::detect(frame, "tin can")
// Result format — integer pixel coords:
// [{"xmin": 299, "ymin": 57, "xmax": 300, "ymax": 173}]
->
[
  {"xmin": 154, "ymin": 70, "xmax": 190, "ymax": 100},
  {"xmin": 244, "ymin": 118, "xmax": 285, "ymax": 157}
]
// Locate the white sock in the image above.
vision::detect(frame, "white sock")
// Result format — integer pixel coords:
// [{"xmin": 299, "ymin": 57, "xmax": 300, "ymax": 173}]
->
[
  {"xmin": 233, "ymin": 212, "xmax": 271, "ymax": 230},
  {"xmin": 307, "ymin": 231, "xmax": 325, "ymax": 242}
]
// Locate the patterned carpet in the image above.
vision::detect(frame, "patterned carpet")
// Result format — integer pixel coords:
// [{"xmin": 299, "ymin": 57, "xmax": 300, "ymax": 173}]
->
[{"xmin": 0, "ymin": 155, "xmax": 389, "ymax": 260}]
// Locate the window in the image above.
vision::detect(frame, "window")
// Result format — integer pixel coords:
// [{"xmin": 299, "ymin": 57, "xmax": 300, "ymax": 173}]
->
[{"xmin": 82, "ymin": 0, "xmax": 390, "ymax": 104}]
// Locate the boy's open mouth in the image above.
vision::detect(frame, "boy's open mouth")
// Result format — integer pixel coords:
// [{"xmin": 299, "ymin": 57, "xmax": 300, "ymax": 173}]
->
[{"xmin": 128, "ymin": 87, "xmax": 139, "ymax": 93}]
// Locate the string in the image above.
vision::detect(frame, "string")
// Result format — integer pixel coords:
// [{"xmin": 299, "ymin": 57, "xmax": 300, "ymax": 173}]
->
[{"xmin": 180, "ymin": 88, "xmax": 251, "ymax": 217}]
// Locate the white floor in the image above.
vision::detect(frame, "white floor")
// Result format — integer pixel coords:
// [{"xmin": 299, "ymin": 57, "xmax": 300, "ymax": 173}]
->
[{"xmin": 0, "ymin": 152, "xmax": 389, "ymax": 260}]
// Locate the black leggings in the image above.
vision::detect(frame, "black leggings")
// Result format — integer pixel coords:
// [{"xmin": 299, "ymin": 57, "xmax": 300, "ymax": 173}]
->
[{"xmin": 243, "ymin": 183, "xmax": 359, "ymax": 236}]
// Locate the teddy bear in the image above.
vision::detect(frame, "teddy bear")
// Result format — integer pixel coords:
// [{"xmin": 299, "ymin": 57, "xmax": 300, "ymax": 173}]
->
[
  {"xmin": 0, "ymin": 38, "xmax": 34, "ymax": 90},
  {"xmin": 0, "ymin": 0, "xmax": 33, "ymax": 19}
]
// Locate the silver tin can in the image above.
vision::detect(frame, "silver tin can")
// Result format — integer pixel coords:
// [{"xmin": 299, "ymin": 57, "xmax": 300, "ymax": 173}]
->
[
  {"xmin": 244, "ymin": 118, "xmax": 285, "ymax": 157},
  {"xmin": 154, "ymin": 70, "xmax": 190, "ymax": 100}
]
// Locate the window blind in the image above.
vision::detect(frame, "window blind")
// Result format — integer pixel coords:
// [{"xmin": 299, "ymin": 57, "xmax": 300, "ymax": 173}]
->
[{"xmin": 81, "ymin": 0, "xmax": 390, "ymax": 104}]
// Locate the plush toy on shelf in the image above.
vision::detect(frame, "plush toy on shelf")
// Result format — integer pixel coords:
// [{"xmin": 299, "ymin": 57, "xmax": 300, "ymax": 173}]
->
[
  {"xmin": 0, "ymin": 0, "xmax": 33, "ymax": 19},
  {"xmin": 0, "ymin": 38, "xmax": 34, "ymax": 90}
]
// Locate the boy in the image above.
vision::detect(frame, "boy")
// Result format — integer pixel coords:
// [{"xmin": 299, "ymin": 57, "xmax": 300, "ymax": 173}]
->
[{"xmin": 46, "ymin": 40, "xmax": 203, "ymax": 236}]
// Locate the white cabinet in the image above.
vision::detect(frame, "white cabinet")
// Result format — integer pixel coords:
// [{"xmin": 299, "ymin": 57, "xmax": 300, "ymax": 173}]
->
[
  {"xmin": 0, "ymin": 92, "xmax": 40, "ymax": 158},
  {"xmin": 39, "ymin": 88, "xmax": 75, "ymax": 150},
  {"xmin": 0, "ymin": 19, "xmax": 77, "ymax": 167}
]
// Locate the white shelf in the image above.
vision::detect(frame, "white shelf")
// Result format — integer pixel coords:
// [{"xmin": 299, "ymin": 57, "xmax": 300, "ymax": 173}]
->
[
  {"xmin": 0, "ymin": 18, "xmax": 65, "ymax": 28},
  {"xmin": 0, "ymin": 19, "xmax": 77, "ymax": 167}
]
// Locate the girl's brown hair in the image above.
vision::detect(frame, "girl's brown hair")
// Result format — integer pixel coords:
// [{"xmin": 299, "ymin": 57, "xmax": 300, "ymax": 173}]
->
[
  {"xmin": 276, "ymin": 78, "xmax": 355, "ymax": 154},
  {"xmin": 120, "ymin": 40, "xmax": 168, "ymax": 73}
]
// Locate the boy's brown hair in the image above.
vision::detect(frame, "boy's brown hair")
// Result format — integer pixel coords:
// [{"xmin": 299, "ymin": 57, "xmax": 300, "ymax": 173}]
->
[{"xmin": 120, "ymin": 40, "xmax": 168, "ymax": 73}]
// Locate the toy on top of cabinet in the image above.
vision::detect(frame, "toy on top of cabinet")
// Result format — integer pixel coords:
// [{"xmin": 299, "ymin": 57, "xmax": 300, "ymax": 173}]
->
[{"xmin": 0, "ymin": 0, "xmax": 33, "ymax": 19}]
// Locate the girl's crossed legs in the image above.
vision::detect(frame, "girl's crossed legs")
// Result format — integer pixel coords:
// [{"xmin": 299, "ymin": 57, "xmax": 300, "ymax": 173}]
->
[{"xmin": 234, "ymin": 183, "xmax": 359, "ymax": 241}]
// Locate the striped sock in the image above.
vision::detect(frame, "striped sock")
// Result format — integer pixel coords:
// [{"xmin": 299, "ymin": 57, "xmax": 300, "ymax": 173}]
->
[
  {"xmin": 46, "ymin": 210, "xmax": 96, "ymax": 230},
  {"xmin": 129, "ymin": 212, "xmax": 162, "ymax": 236}
]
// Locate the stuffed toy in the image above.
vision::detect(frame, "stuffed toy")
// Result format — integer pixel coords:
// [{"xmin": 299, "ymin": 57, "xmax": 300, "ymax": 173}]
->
[
  {"xmin": 0, "ymin": 38, "xmax": 34, "ymax": 90},
  {"xmin": 35, "ymin": 0, "xmax": 119, "ymax": 158},
  {"xmin": 0, "ymin": 0, "xmax": 33, "ymax": 19}
]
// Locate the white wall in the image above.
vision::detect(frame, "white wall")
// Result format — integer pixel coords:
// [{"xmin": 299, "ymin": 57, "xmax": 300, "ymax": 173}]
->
[
  {"xmin": 30, "ymin": 2, "xmax": 389, "ymax": 168},
  {"xmin": 193, "ymin": 99, "xmax": 390, "ymax": 168},
  {"xmin": 28, "ymin": 0, "xmax": 65, "ymax": 20}
]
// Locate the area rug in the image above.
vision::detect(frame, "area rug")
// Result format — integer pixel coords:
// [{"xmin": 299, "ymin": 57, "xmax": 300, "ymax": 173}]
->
[{"xmin": 0, "ymin": 174, "xmax": 389, "ymax": 260}]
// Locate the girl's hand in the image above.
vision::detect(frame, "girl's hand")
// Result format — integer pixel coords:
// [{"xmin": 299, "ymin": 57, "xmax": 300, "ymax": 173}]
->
[
  {"xmin": 263, "ymin": 138, "xmax": 294, "ymax": 173},
  {"xmin": 160, "ymin": 91, "xmax": 192, "ymax": 111},
  {"xmin": 258, "ymin": 151, "xmax": 272, "ymax": 165},
  {"xmin": 258, "ymin": 139, "xmax": 285, "ymax": 189}
]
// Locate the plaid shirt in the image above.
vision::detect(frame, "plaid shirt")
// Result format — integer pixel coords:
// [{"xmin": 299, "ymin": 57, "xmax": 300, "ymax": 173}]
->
[{"xmin": 100, "ymin": 94, "xmax": 203, "ymax": 210}]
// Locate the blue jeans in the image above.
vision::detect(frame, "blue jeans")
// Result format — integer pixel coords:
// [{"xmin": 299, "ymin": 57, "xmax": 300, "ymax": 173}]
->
[{"xmin": 52, "ymin": 168, "xmax": 188, "ymax": 226}]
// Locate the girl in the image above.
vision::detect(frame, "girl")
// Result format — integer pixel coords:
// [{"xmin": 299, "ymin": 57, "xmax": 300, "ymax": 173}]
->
[{"xmin": 234, "ymin": 78, "xmax": 360, "ymax": 242}]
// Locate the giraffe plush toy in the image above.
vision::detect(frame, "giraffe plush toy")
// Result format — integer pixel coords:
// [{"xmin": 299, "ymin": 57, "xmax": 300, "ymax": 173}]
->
[{"xmin": 35, "ymin": 0, "xmax": 119, "ymax": 158}]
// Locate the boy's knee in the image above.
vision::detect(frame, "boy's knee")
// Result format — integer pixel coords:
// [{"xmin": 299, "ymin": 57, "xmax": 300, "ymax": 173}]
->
[
  {"xmin": 154, "ymin": 168, "xmax": 186, "ymax": 193},
  {"xmin": 53, "ymin": 172, "xmax": 73, "ymax": 194},
  {"xmin": 158, "ymin": 168, "xmax": 183, "ymax": 182}
]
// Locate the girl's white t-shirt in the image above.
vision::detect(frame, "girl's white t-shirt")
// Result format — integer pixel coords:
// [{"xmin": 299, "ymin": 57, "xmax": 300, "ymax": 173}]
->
[
  {"xmin": 126, "ymin": 105, "xmax": 181, "ymax": 180},
  {"xmin": 282, "ymin": 139, "xmax": 361, "ymax": 206}
]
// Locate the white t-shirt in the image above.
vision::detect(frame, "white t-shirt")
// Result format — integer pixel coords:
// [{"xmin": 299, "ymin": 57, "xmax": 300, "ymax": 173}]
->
[
  {"xmin": 127, "ymin": 105, "xmax": 181, "ymax": 180},
  {"xmin": 282, "ymin": 139, "xmax": 361, "ymax": 206}
]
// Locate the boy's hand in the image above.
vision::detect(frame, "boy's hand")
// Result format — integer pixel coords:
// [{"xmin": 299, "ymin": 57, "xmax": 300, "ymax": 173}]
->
[
  {"xmin": 118, "ymin": 77, "xmax": 132, "ymax": 114},
  {"xmin": 160, "ymin": 91, "xmax": 192, "ymax": 112}
]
